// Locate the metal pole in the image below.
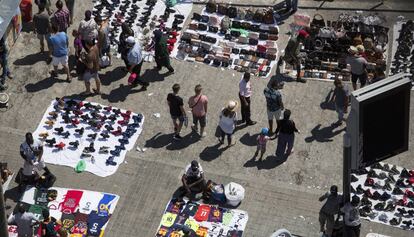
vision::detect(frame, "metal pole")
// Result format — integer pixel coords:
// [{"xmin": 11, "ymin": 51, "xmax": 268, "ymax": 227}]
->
[
  {"xmin": 343, "ymin": 132, "xmax": 351, "ymax": 204},
  {"xmin": 0, "ymin": 184, "xmax": 9, "ymax": 237},
  {"xmin": 370, "ymin": 1, "xmax": 384, "ymax": 10},
  {"xmin": 318, "ymin": 0, "xmax": 328, "ymax": 10}
]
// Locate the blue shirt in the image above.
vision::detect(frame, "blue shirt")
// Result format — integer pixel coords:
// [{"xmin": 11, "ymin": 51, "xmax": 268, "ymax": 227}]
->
[
  {"xmin": 264, "ymin": 87, "xmax": 282, "ymax": 112},
  {"xmin": 127, "ymin": 43, "xmax": 142, "ymax": 65},
  {"xmin": 49, "ymin": 32, "xmax": 68, "ymax": 57}
]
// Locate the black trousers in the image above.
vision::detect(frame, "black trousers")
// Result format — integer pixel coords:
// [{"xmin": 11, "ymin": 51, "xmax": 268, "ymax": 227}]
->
[
  {"xmin": 155, "ymin": 56, "xmax": 174, "ymax": 72},
  {"xmin": 239, "ymin": 94, "xmax": 251, "ymax": 123},
  {"xmin": 131, "ymin": 61, "xmax": 148, "ymax": 87}
]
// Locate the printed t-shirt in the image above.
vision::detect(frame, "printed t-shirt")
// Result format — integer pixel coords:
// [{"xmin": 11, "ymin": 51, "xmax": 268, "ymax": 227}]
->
[
  {"xmin": 166, "ymin": 199, "xmax": 184, "ymax": 214},
  {"xmin": 195, "ymin": 226, "xmax": 208, "ymax": 237},
  {"xmin": 184, "ymin": 164, "xmax": 204, "ymax": 179},
  {"xmin": 78, "ymin": 192, "xmax": 103, "ymax": 214},
  {"xmin": 156, "ymin": 226, "xmax": 170, "ymax": 237},
  {"xmin": 184, "ymin": 218, "xmax": 199, "ymax": 232},
  {"xmin": 49, "ymin": 32, "xmax": 68, "ymax": 57},
  {"xmin": 87, "ymin": 211, "xmax": 110, "ymax": 236},
  {"xmin": 160, "ymin": 212, "xmax": 177, "ymax": 227},
  {"xmin": 35, "ymin": 188, "xmax": 49, "ymax": 206},
  {"xmin": 71, "ymin": 212, "xmax": 88, "ymax": 234},
  {"xmin": 181, "ymin": 202, "xmax": 199, "ymax": 217},
  {"xmin": 59, "ymin": 190, "xmax": 83, "ymax": 214},
  {"xmin": 194, "ymin": 205, "xmax": 211, "ymax": 222},
  {"xmin": 61, "ymin": 213, "xmax": 75, "ymax": 231},
  {"xmin": 208, "ymin": 206, "xmax": 223, "ymax": 223},
  {"xmin": 97, "ymin": 193, "xmax": 117, "ymax": 217},
  {"xmin": 227, "ymin": 230, "xmax": 243, "ymax": 237},
  {"xmin": 222, "ymin": 211, "xmax": 233, "ymax": 226},
  {"xmin": 167, "ymin": 93, "xmax": 184, "ymax": 117},
  {"xmin": 28, "ymin": 204, "xmax": 46, "ymax": 221}
]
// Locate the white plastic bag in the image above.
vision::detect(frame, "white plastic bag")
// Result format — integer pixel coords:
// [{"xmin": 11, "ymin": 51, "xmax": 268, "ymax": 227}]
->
[{"xmin": 224, "ymin": 182, "xmax": 245, "ymax": 207}]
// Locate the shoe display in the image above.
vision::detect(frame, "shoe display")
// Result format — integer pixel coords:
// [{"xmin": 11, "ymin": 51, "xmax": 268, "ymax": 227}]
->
[
  {"xmin": 75, "ymin": 127, "xmax": 84, "ymax": 135},
  {"xmin": 356, "ymin": 185, "xmax": 364, "ymax": 194},
  {"xmin": 81, "ymin": 153, "xmax": 92, "ymax": 158},
  {"xmin": 372, "ymin": 191, "xmax": 382, "ymax": 200},
  {"xmin": 45, "ymin": 138, "xmax": 56, "ymax": 146},
  {"xmin": 367, "ymin": 169, "xmax": 378, "ymax": 178},
  {"xmin": 374, "ymin": 202, "xmax": 385, "ymax": 210},
  {"xmin": 45, "ymin": 120, "xmax": 55, "ymax": 126},
  {"xmin": 364, "ymin": 177, "xmax": 374, "ymax": 187},
  {"xmin": 389, "ymin": 217, "xmax": 401, "ymax": 226},
  {"xmin": 379, "ymin": 192, "xmax": 391, "ymax": 202},
  {"xmin": 88, "ymin": 133, "xmax": 97, "ymax": 140},
  {"xmin": 401, "ymin": 168, "xmax": 410, "ymax": 178},
  {"xmin": 61, "ymin": 131, "xmax": 70, "ymax": 138},
  {"xmin": 48, "ymin": 111, "xmax": 58, "ymax": 120},
  {"xmin": 351, "ymin": 174, "xmax": 358, "ymax": 182},
  {"xmin": 54, "ymin": 127, "xmax": 64, "ymax": 134},
  {"xmin": 100, "ymin": 132, "xmax": 110, "ymax": 139},
  {"xmin": 390, "ymin": 165, "xmax": 400, "ymax": 175},
  {"xmin": 112, "ymin": 126, "xmax": 122, "ymax": 136},
  {"xmin": 69, "ymin": 141, "xmax": 79, "ymax": 148},
  {"xmin": 106, "ymin": 156, "xmax": 117, "ymax": 166},
  {"xmin": 55, "ymin": 142, "xmax": 65, "ymax": 150},
  {"xmin": 39, "ymin": 132, "xmax": 49, "ymax": 139},
  {"xmin": 110, "ymin": 148, "xmax": 121, "ymax": 156},
  {"xmin": 371, "ymin": 162, "xmax": 383, "ymax": 170}
]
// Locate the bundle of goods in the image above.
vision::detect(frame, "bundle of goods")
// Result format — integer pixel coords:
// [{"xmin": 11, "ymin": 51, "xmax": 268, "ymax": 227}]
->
[
  {"xmin": 389, "ymin": 20, "xmax": 414, "ymax": 82},
  {"xmin": 155, "ymin": 198, "xmax": 249, "ymax": 236},
  {"xmin": 33, "ymin": 98, "xmax": 145, "ymax": 177},
  {"xmin": 172, "ymin": 1, "xmax": 279, "ymax": 77},
  {"xmin": 289, "ymin": 13, "xmax": 389, "ymax": 80},
  {"xmin": 92, "ymin": 0, "xmax": 192, "ymax": 59},
  {"xmin": 8, "ymin": 187, "xmax": 119, "ymax": 237},
  {"xmin": 351, "ymin": 162, "xmax": 414, "ymax": 230}
]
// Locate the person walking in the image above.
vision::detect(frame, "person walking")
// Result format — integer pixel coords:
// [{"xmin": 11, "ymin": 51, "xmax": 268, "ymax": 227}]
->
[
  {"xmin": 153, "ymin": 30, "xmax": 174, "ymax": 73},
  {"xmin": 218, "ymin": 100, "xmax": 238, "ymax": 147},
  {"xmin": 319, "ymin": 185, "xmax": 343, "ymax": 237},
  {"xmin": 80, "ymin": 40, "xmax": 101, "ymax": 95},
  {"xmin": 264, "ymin": 80, "xmax": 284, "ymax": 136},
  {"xmin": 78, "ymin": 10, "xmax": 98, "ymax": 49},
  {"xmin": 167, "ymin": 84, "xmax": 187, "ymax": 140},
  {"xmin": 65, "ymin": 0, "xmax": 75, "ymax": 25},
  {"xmin": 277, "ymin": 30, "xmax": 308, "ymax": 83},
  {"xmin": 330, "ymin": 79, "xmax": 349, "ymax": 126},
  {"xmin": 8, "ymin": 203, "xmax": 39, "ymax": 237},
  {"xmin": 52, "ymin": 0, "xmax": 70, "ymax": 33},
  {"xmin": 118, "ymin": 22, "xmax": 134, "ymax": 69},
  {"xmin": 346, "ymin": 46, "xmax": 368, "ymax": 90},
  {"xmin": 341, "ymin": 196, "xmax": 361, "ymax": 237},
  {"xmin": 33, "ymin": 4, "xmax": 51, "ymax": 55},
  {"xmin": 255, "ymin": 128, "xmax": 270, "ymax": 161},
  {"xmin": 48, "ymin": 25, "xmax": 71, "ymax": 82},
  {"xmin": 96, "ymin": 16, "xmax": 111, "ymax": 64},
  {"xmin": 188, "ymin": 84, "xmax": 208, "ymax": 138},
  {"xmin": 275, "ymin": 109, "xmax": 300, "ymax": 157},
  {"xmin": 35, "ymin": 0, "xmax": 52, "ymax": 15},
  {"xmin": 125, "ymin": 36, "xmax": 148, "ymax": 90},
  {"xmin": 239, "ymin": 72, "xmax": 256, "ymax": 126}
]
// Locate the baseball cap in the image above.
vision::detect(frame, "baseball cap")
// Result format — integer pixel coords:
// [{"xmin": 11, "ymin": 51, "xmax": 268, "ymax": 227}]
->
[{"xmin": 126, "ymin": 36, "xmax": 135, "ymax": 45}]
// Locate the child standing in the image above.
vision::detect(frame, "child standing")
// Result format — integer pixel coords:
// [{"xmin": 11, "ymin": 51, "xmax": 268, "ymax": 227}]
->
[
  {"xmin": 255, "ymin": 128, "xmax": 270, "ymax": 160},
  {"xmin": 72, "ymin": 30, "xmax": 83, "ymax": 59}
]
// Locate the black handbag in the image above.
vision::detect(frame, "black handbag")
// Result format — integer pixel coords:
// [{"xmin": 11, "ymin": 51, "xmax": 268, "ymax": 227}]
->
[
  {"xmin": 192, "ymin": 12, "xmax": 202, "ymax": 21},
  {"xmin": 227, "ymin": 7, "xmax": 237, "ymax": 18},
  {"xmin": 206, "ymin": 0, "xmax": 217, "ymax": 13},
  {"xmin": 311, "ymin": 13, "xmax": 326, "ymax": 28},
  {"xmin": 248, "ymin": 38, "xmax": 258, "ymax": 45},
  {"xmin": 217, "ymin": 4, "xmax": 228, "ymax": 15},
  {"xmin": 250, "ymin": 24, "xmax": 260, "ymax": 32},
  {"xmin": 232, "ymin": 21, "xmax": 241, "ymax": 28},
  {"xmin": 230, "ymin": 30, "xmax": 241, "ymax": 37},
  {"xmin": 208, "ymin": 26, "xmax": 219, "ymax": 33},
  {"xmin": 259, "ymin": 33, "xmax": 269, "ymax": 40},
  {"xmin": 198, "ymin": 23, "xmax": 208, "ymax": 31},
  {"xmin": 201, "ymin": 15, "xmax": 209, "ymax": 23},
  {"xmin": 224, "ymin": 34, "xmax": 232, "ymax": 40},
  {"xmin": 232, "ymin": 48, "xmax": 240, "ymax": 54}
]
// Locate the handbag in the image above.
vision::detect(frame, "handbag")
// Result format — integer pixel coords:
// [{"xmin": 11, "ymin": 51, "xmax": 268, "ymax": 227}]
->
[
  {"xmin": 238, "ymin": 36, "xmax": 249, "ymax": 44},
  {"xmin": 227, "ymin": 6, "xmax": 237, "ymax": 18},
  {"xmin": 253, "ymin": 9, "xmax": 265, "ymax": 23},
  {"xmin": 217, "ymin": 4, "xmax": 229, "ymax": 15},
  {"xmin": 220, "ymin": 16, "xmax": 231, "ymax": 31},
  {"xmin": 241, "ymin": 22, "xmax": 251, "ymax": 30},
  {"xmin": 208, "ymin": 26, "xmax": 219, "ymax": 33},
  {"xmin": 248, "ymin": 38, "xmax": 258, "ymax": 45},
  {"xmin": 244, "ymin": 8, "xmax": 254, "ymax": 21},
  {"xmin": 268, "ymin": 34, "xmax": 278, "ymax": 41},
  {"xmin": 99, "ymin": 55, "xmax": 111, "ymax": 68},
  {"xmin": 206, "ymin": 0, "xmax": 217, "ymax": 13},
  {"xmin": 334, "ymin": 27, "xmax": 346, "ymax": 38},
  {"xmin": 250, "ymin": 24, "xmax": 260, "ymax": 32},
  {"xmin": 259, "ymin": 33, "xmax": 269, "ymax": 40},
  {"xmin": 209, "ymin": 15, "xmax": 220, "ymax": 26},
  {"xmin": 263, "ymin": 9, "xmax": 274, "ymax": 24},
  {"xmin": 192, "ymin": 12, "xmax": 202, "ymax": 21},
  {"xmin": 237, "ymin": 8, "xmax": 246, "ymax": 20},
  {"xmin": 232, "ymin": 21, "xmax": 241, "ymax": 29},
  {"xmin": 230, "ymin": 30, "xmax": 241, "ymax": 37},
  {"xmin": 189, "ymin": 23, "xmax": 198, "ymax": 30},
  {"xmin": 248, "ymin": 32, "xmax": 259, "ymax": 39},
  {"xmin": 311, "ymin": 13, "xmax": 326, "ymax": 28},
  {"xmin": 201, "ymin": 15, "xmax": 209, "ymax": 23},
  {"xmin": 269, "ymin": 26, "xmax": 279, "ymax": 35},
  {"xmin": 198, "ymin": 23, "xmax": 208, "ymax": 31}
]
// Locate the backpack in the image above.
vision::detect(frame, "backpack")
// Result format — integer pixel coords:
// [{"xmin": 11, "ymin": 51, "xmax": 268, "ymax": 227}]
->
[
  {"xmin": 220, "ymin": 16, "xmax": 231, "ymax": 31},
  {"xmin": 206, "ymin": 0, "xmax": 217, "ymax": 13}
]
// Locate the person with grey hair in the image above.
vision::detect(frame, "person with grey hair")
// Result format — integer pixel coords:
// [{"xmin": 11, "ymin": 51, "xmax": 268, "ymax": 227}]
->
[
  {"xmin": 319, "ymin": 185, "xmax": 343, "ymax": 237},
  {"xmin": 8, "ymin": 203, "xmax": 39, "ymax": 237},
  {"xmin": 341, "ymin": 195, "xmax": 361, "ymax": 237}
]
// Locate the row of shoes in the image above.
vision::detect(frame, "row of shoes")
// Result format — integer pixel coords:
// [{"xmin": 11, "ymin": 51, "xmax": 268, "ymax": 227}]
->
[{"xmin": 390, "ymin": 20, "xmax": 414, "ymax": 76}]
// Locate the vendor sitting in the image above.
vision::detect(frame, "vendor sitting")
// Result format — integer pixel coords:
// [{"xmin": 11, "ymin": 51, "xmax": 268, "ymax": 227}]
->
[
  {"xmin": 181, "ymin": 160, "xmax": 206, "ymax": 196},
  {"xmin": 1, "ymin": 163, "xmax": 12, "ymax": 184}
]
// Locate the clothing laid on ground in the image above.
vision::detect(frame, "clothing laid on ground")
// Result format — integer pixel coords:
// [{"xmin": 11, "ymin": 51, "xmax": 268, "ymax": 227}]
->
[
  {"xmin": 333, "ymin": 86, "xmax": 349, "ymax": 108},
  {"xmin": 184, "ymin": 164, "xmax": 203, "ymax": 179},
  {"xmin": 33, "ymin": 11, "xmax": 50, "ymax": 35},
  {"xmin": 167, "ymin": 93, "xmax": 184, "ymax": 117},
  {"xmin": 49, "ymin": 32, "xmax": 68, "ymax": 57},
  {"xmin": 218, "ymin": 110, "xmax": 237, "ymax": 134},
  {"xmin": 87, "ymin": 211, "xmax": 110, "ymax": 236},
  {"xmin": 8, "ymin": 212, "xmax": 38, "ymax": 236},
  {"xmin": 346, "ymin": 56, "xmax": 368, "ymax": 75},
  {"xmin": 264, "ymin": 87, "xmax": 282, "ymax": 112},
  {"xmin": 188, "ymin": 95, "xmax": 208, "ymax": 117}
]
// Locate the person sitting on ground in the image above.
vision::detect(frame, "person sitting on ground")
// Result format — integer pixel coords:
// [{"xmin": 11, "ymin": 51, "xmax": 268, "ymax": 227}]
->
[
  {"xmin": 181, "ymin": 160, "xmax": 206, "ymax": 197},
  {"xmin": 319, "ymin": 185, "xmax": 343, "ymax": 237},
  {"xmin": 8, "ymin": 203, "xmax": 40, "ymax": 237},
  {"xmin": 1, "ymin": 162, "xmax": 13, "ymax": 184},
  {"xmin": 20, "ymin": 132, "xmax": 49, "ymax": 185},
  {"xmin": 278, "ymin": 29, "xmax": 309, "ymax": 83}
]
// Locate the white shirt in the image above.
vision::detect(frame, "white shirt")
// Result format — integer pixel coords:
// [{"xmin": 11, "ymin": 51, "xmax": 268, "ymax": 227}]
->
[
  {"xmin": 78, "ymin": 19, "xmax": 98, "ymax": 42},
  {"xmin": 184, "ymin": 164, "xmax": 204, "ymax": 178},
  {"xmin": 20, "ymin": 139, "xmax": 44, "ymax": 176},
  {"xmin": 239, "ymin": 78, "xmax": 252, "ymax": 98},
  {"xmin": 127, "ymin": 42, "xmax": 143, "ymax": 65},
  {"xmin": 341, "ymin": 203, "xmax": 361, "ymax": 226},
  {"xmin": 8, "ymin": 212, "xmax": 38, "ymax": 236},
  {"xmin": 20, "ymin": 140, "xmax": 43, "ymax": 162},
  {"xmin": 219, "ymin": 109, "xmax": 237, "ymax": 134}
]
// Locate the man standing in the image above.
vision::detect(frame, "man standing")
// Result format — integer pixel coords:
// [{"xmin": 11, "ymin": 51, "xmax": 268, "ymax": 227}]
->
[
  {"xmin": 78, "ymin": 10, "xmax": 98, "ymax": 49},
  {"xmin": 52, "ymin": 0, "xmax": 70, "ymax": 33},
  {"xmin": 278, "ymin": 30, "xmax": 308, "ymax": 83},
  {"xmin": 49, "ymin": 25, "xmax": 71, "ymax": 82},
  {"xmin": 188, "ymin": 84, "xmax": 208, "ymax": 138},
  {"xmin": 65, "ymin": 0, "xmax": 75, "ymax": 25},
  {"xmin": 35, "ymin": 0, "xmax": 52, "ymax": 15},
  {"xmin": 81, "ymin": 40, "xmax": 101, "ymax": 95},
  {"xmin": 346, "ymin": 46, "xmax": 368, "ymax": 90},
  {"xmin": 153, "ymin": 30, "xmax": 174, "ymax": 73},
  {"xmin": 0, "ymin": 37, "xmax": 12, "ymax": 90},
  {"xmin": 264, "ymin": 80, "xmax": 284, "ymax": 136},
  {"xmin": 341, "ymin": 196, "xmax": 361, "ymax": 237},
  {"xmin": 33, "ymin": 4, "xmax": 51, "ymax": 54},
  {"xmin": 96, "ymin": 16, "xmax": 111, "ymax": 63},
  {"xmin": 8, "ymin": 203, "xmax": 39, "ymax": 237},
  {"xmin": 239, "ymin": 72, "xmax": 256, "ymax": 126},
  {"xmin": 126, "ymin": 36, "xmax": 148, "ymax": 90},
  {"xmin": 181, "ymin": 160, "xmax": 206, "ymax": 196},
  {"xmin": 319, "ymin": 185, "xmax": 342, "ymax": 237},
  {"xmin": 167, "ymin": 84, "xmax": 187, "ymax": 140},
  {"xmin": 330, "ymin": 79, "xmax": 349, "ymax": 126}
]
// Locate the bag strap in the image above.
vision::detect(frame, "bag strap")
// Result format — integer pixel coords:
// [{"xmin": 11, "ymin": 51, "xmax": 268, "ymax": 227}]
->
[
  {"xmin": 190, "ymin": 95, "xmax": 202, "ymax": 109},
  {"xmin": 313, "ymin": 13, "xmax": 324, "ymax": 21}
]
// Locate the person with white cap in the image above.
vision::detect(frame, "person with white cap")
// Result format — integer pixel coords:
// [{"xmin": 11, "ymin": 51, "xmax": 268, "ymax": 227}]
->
[
  {"xmin": 346, "ymin": 45, "xmax": 368, "ymax": 90},
  {"xmin": 218, "ymin": 100, "xmax": 238, "ymax": 147},
  {"xmin": 126, "ymin": 36, "xmax": 148, "ymax": 90}
]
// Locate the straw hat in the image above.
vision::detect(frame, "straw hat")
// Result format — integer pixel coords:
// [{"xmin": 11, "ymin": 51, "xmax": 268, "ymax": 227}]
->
[
  {"xmin": 348, "ymin": 46, "xmax": 358, "ymax": 54},
  {"xmin": 356, "ymin": 45, "xmax": 365, "ymax": 53},
  {"xmin": 226, "ymin": 100, "xmax": 238, "ymax": 111}
]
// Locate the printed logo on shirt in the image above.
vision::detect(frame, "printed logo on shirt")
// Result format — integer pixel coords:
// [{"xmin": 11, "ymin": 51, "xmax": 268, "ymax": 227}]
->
[
  {"xmin": 156, "ymin": 226, "xmax": 170, "ymax": 237},
  {"xmin": 160, "ymin": 212, "xmax": 177, "ymax": 228},
  {"xmin": 194, "ymin": 205, "xmax": 211, "ymax": 222},
  {"xmin": 195, "ymin": 226, "xmax": 208, "ymax": 237},
  {"xmin": 184, "ymin": 218, "xmax": 199, "ymax": 232}
]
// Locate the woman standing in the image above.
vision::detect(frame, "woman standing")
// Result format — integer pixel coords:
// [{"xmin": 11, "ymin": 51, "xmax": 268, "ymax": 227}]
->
[
  {"xmin": 218, "ymin": 101, "xmax": 238, "ymax": 147},
  {"xmin": 276, "ymin": 109, "xmax": 300, "ymax": 157}
]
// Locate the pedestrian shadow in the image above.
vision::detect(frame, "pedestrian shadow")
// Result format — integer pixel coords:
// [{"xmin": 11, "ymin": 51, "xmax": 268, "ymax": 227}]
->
[
  {"xmin": 320, "ymin": 89, "xmax": 335, "ymax": 111},
  {"xmin": 144, "ymin": 132, "xmax": 172, "ymax": 149},
  {"xmin": 166, "ymin": 131, "xmax": 200, "ymax": 151},
  {"xmin": 244, "ymin": 154, "xmax": 288, "ymax": 169},
  {"xmin": 61, "ymin": 91, "xmax": 101, "ymax": 101},
  {"xmin": 239, "ymin": 132, "xmax": 259, "ymax": 146},
  {"xmin": 199, "ymin": 143, "xmax": 228, "ymax": 162},
  {"xmin": 13, "ymin": 52, "xmax": 48, "ymax": 66},
  {"xmin": 100, "ymin": 66, "xmax": 128, "ymax": 86},
  {"xmin": 102, "ymin": 84, "xmax": 146, "ymax": 103},
  {"xmin": 141, "ymin": 68, "xmax": 168, "ymax": 83},
  {"xmin": 144, "ymin": 131, "xmax": 200, "ymax": 150},
  {"xmin": 4, "ymin": 186, "xmax": 23, "ymax": 203},
  {"xmin": 305, "ymin": 124, "xmax": 346, "ymax": 143},
  {"xmin": 25, "ymin": 77, "xmax": 67, "ymax": 93}
]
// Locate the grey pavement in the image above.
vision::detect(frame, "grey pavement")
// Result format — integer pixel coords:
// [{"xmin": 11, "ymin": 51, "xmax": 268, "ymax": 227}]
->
[{"xmin": 1, "ymin": 0, "xmax": 414, "ymax": 236}]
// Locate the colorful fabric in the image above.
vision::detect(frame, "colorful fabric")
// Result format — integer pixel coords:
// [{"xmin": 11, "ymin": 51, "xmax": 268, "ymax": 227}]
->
[
  {"xmin": 87, "ymin": 211, "xmax": 109, "ymax": 236},
  {"xmin": 59, "ymin": 190, "xmax": 83, "ymax": 214},
  {"xmin": 181, "ymin": 202, "xmax": 199, "ymax": 217},
  {"xmin": 227, "ymin": 230, "xmax": 243, "ymax": 237},
  {"xmin": 222, "ymin": 211, "xmax": 233, "ymax": 226},
  {"xmin": 35, "ymin": 188, "xmax": 49, "ymax": 206},
  {"xmin": 97, "ymin": 193, "xmax": 117, "ymax": 217},
  {"xmin": 208, "ymin": 207, "xmax": 223, "ymax": 223},
  {"xmin": 160, "ymin": 212, "xmax": 177, "ymax": 227},
  {"xmin": 184, "ymin": 218, "xmax": 199, "ymax": 232},
  {"xmin": 194, "ymin": 205, "xmax": 211, "ymax": 222},
  {"xmin": 28, "ymin": 204, "xmax": 46, "ymax": 220},
  {"xmin": 156, "ymin": 226, "xmax": 170, "ymax": 237},
  {"xmin": 61, "ymin": 213, "xmax": 75, "ymax": 231},
  {"xmin": 71, "ymin": 212, "xmax": 88, "ymax": 234},
  {"xmin": 195, "ymin": 226, "xmax": 208, "ymax": 237},
  {"xmin": 166, "ymin": 199, "xmax": 184, "ymax": 214}
]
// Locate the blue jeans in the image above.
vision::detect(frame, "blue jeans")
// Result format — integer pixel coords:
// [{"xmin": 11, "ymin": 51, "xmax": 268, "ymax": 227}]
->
[
  {"xmin": 276, "ymin": 133, "xmax": 295, "ymax": 157},
  {"xmin": 0, "ymin": 51, "xmax": 9, "ymax": 78},
  {"xmin": 335, "ymin": 105, "xmax": 344, "ymax": 122}
]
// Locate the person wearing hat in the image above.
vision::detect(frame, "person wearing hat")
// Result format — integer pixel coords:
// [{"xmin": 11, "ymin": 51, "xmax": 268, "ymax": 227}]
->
[
  {"xmin": 181, "ymin": 160, "xmax": 206, "ymax": 197},
  {"xmin": 218, "ymin": 100, "xmax": 238, "ymax": 147},
  {"xmin": 78, "ymin": 10, "xmax": 98, "ymax": 50},
  {"xmin": 8, "ymin": 203, "xmax": 40, "ymax": 236},
  {"xmin": 264, "ymin": 80, "xmax": 284, "ymax": 136},
  {"xmin": 278, "ymin": 29, "xmax": 309, "ymax": 83},
  {"xmin": 167, "ymin": 84, "xmax": 187, "ymax": 140},
  {"xmin": 356, "ymin": 45, "xmax": 366, "ymax": 59},
  {"xmin": 239, "ymin": 72, "xmax": 257, "ymax": 126},
  {"xmin": 275, "ymin": 109, "xmax": 300, "ymax": 157},
  {"xmin": 126, "ymin": 36, "xmax": 148, "ymax": 90},
  {"xmin": 318, "ymin": 185, "xmax": 343, "ymax": 237},
  {"xmin": 96, "ymin": 16, "xmax": 111, "ymax": 64},
  {"xmin": 255, "ymin": 128, "xmax": 270, "ymax": 161},
  {"xmin": 346, "ymin": 45, "xmax": 368, "ymax": 90},
  {"xmin": 330, "ymin": 78, "xmax": 349, "ymax": 126},
  {"xmin": 341, "ymin": 195, "xmax": 361, "ymax": 237},
  {"xmin": 153, "ymin": 30, "xmax": 174, "ymax": 73}
]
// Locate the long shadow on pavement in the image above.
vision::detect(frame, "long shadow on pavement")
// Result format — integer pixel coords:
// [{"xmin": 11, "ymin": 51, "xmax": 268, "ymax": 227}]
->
[
  {"xmin": 102, "ymin": 84, "xmax": 146, "ymax": 103},
  {"xmin": 14, "ymin": 52, "xmax": 48, "ymax": 66},
  {"xmin": 199, "ymin": 143, "xmax": 228, "ymax": 162},
  {"xmin": 144, "ymin": 131, "xmax": 200, "ymax": 150},
  {"xmin": 239, "ymin": 132, "xmax": 259, "ymax": 146},
  {"xmin": 305, "ymin": 124, "xmax": 346, "ymax": 143},
  {"xmin": 320, "ymin": 89, "xmax": 336, "ymax": 111},
  {"xmin": 100, "ymin": 66, "xmax": 128, "ymax": 86},
  {"xmin": 25, "ymin": 77, "xmax": 67, "ymax": 93},
  {"xmin": 244, "ymin": 154, "xmax": 288, "ymax": 170}
]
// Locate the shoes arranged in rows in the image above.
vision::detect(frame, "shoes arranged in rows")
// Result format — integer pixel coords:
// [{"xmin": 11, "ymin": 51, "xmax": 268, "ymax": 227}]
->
[{"xmin": 390, "ymin": 20, "xmax": 414, "ymax": 77}]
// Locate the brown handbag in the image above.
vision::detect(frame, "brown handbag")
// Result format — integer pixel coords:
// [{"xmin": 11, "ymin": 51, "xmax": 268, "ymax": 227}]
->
[{"xmin": 217, "ymin": 4, "xmax": 229, "ymax": 15}]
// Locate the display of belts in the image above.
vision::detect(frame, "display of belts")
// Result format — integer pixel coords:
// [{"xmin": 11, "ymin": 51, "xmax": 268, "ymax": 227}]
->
[{"xmin": 285, "ymin": 12, "xmax": 389, "ymax": 81}]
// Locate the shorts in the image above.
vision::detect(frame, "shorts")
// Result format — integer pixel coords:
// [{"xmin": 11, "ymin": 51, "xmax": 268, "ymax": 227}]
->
[
  {"xmin": 267, "ymin": 109, "xmax": 283, "ymax": 121},
  {"xmin": 37, "ymin": 33, "xmax": 50, "ymax": 42},
  {"xmin": 351, "ymin": 72, "xmax": 367, "ymax": 86},
  {"xmin": 171, "ymin": 115, "xmax": 185, "ymax": 122},
  {"xmin": 83, "ymin": 70, "xmax": 99, "ymax": 81},
  {"xmin": 257, "ymin": 144, "xmax": 266, "ymax": 152},
  {"xmin": 52, "ymin": 55, "xmax": 68, "ymax": 66},
  {"xmin": 192, "ymin": 114, "xmax": 206, "ymax": 127}
]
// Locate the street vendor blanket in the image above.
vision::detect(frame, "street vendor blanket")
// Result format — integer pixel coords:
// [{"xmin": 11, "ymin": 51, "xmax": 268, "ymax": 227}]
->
[
  {"xmin": 33, "ymin": 99, "xmax": 145, "ymax": 177},
  {"xmin": 8, "ymin": 186, "xmax": 120, "ymax": 237},
  {"xmin": 351, "ymin": 162, "xmax": 414, "ymax": 231},
  {"xmin": 155, "ymin": 198, "xmax": 249, "ymax": 236}
]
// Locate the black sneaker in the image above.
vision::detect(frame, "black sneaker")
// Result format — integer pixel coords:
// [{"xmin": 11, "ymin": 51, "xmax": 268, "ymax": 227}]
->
[
  {"xmin": 367, "ymin": 169, "xmax": 378, "ymax": 178},
  {"xmin": 372, "ymin": 191, "xmax": 381, "ymax": 200},
  {"xmin": 361, "ymin": 196, "xmax": 372, "ymax": 206},
  {"xmin": 390, "ymin": 165, "xmax": 400, "ymax": 175},
  {"xmin": 351, "ymin": 174, "xmax": 358, "ymax": 182},
  {"xmin": 380, "ymin": 192, "xmax": 391, "ymax": 202},
  {"xmin": 356, "ymin": 184, "xmax": 364, "ymax": 194},
  {"xmin": 383, "ymin": 163, "xmax": 390, "ymax": 172},
  {"xmin": 173, "ymin": 134, "xmax": 183, "ymax": 140},
  {"xmin": 393, "ymin": 187, "xmax": 404, "ymax": 195},
  {"xmin": 389, "ymin": 217, "xmax": 401, "ymax": 226},
  {"xmin": 396, "ymin": 178, "xmax": 407, "ymax": 188},
  {"xmin": 383, "ymin": 182, "xmax": 392, "ymax": 191},
  {"xmin": 374, "ymin": 202, "xmax": 385, "ymax": 210},
  {"xmin": 402, "ymin": 220, "xmax": 412, "ymax": 227},
  {"xmin": 397, "ymin": 207, "xmax": 407, "ymax": 215},
  {"xmin": 401, "ymin": 168, "xmax": 410, "ymax": 178},
  {"xmin": 371, "ymin": 162, "xmax": 383, "ymax": 170},
  {"xmin": 388, "ymin": 174, "xmax": 396, "ymax": 183}
]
